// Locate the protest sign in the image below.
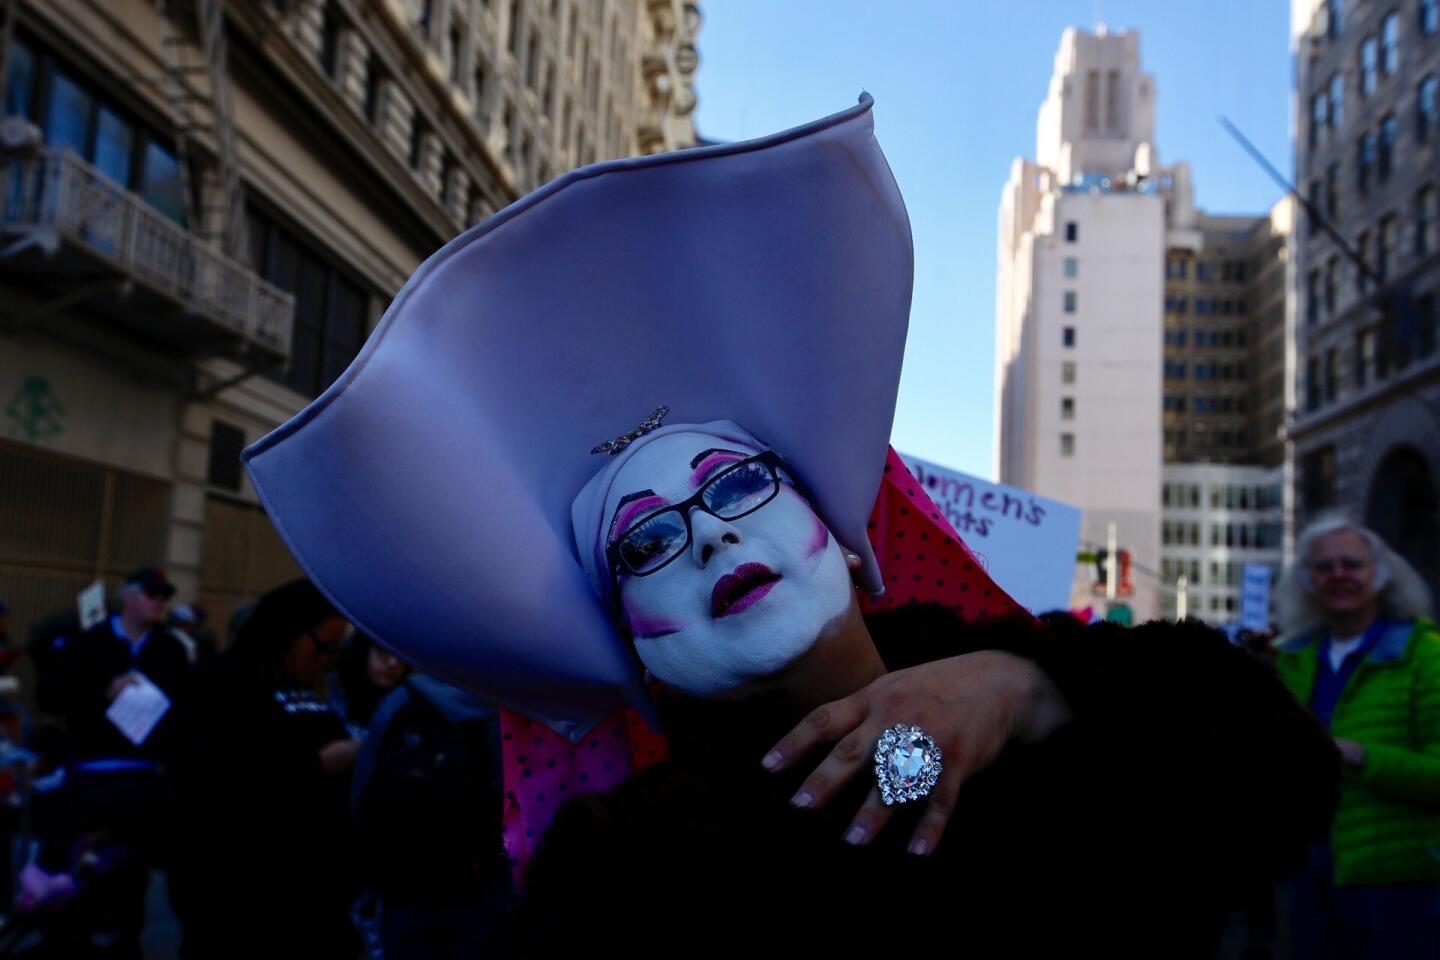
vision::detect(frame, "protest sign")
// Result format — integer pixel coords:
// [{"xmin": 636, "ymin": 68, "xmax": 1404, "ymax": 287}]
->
[
  {"xmin": 1240, "ymin": 564, "xmax": 1273, "ymax": 632},
  {"xmin": 900, "ymin": 454, "xmax": 1083, "ymax": 615},
  {"xmin": 77, "ymin": 581, "xmax": 106, "ymax": 631}
]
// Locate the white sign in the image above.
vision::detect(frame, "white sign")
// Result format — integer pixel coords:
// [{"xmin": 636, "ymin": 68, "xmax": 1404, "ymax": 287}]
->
[
  {"xmin": 899, "ymin": 454, "xmax": 1084, "ymax": 615},
  {"xmin": 77, "ymin": 581, "xmax": 106, "ymax": 632},
  {"xmin": 105, "ymin": 673, "xmax": 171, "ymax": 746},
  {"xmin": 1240, "ymin": 564, "xmax": 1273, "ymax": 633}
]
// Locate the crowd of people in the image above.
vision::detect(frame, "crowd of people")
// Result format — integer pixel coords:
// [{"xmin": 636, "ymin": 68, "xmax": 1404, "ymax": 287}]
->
[
  {"xmin": 3, "ymin": 571, "xmax": 510, "ymax": 959},
  {"xmin": 0, "ymin": 506, "xmax": 1432, "ymax": 958}
]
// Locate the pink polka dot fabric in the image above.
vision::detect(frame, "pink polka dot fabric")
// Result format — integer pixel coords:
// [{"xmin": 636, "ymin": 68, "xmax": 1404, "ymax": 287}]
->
[
  {"xmin": 500, "ymin": 446, "xmax": 1025, "ymax": 883},
  {"xmin": 857, "ymin": 448, "xmax": 1027, "ymax": 622}
]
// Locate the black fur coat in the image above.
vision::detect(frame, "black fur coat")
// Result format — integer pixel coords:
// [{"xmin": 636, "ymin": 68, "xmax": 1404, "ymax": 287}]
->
[{"xmin": 518, "ymin": 608, "xmax": 1338, "ymax": 956}]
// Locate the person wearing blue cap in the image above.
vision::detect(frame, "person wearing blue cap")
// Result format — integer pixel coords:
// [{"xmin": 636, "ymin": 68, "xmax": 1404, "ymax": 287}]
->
[{"xmin": 243, "ymin": 96, "xmax": 1339, "ymax": 950}]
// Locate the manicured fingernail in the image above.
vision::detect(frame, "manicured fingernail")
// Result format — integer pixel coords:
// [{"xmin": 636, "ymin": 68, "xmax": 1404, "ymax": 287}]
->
[
  {"xmin": 844, "ymin": 825, "xmax": 867, "ymax": 846},
  {"xmin": 908, "ymin": 838, "xmax": 930, "ymax": 856},
  {"xmin": 761, "ymin": 750, "xmax": 783, "ymax": 771},
  {"xmin": 790, "ymin": 790, "xmax": 813, "ymax": 809}
]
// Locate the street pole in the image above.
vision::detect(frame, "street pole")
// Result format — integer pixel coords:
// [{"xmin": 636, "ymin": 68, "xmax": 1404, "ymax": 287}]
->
[{"xmin": 1106, "ymin": 522, "xmax": 1117, "ymax": 602}]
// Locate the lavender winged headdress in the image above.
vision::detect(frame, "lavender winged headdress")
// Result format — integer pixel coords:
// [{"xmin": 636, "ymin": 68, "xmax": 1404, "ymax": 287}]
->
[{"xmin": 242, "ymin": 95, "xmax": 912, "ymax": 737}]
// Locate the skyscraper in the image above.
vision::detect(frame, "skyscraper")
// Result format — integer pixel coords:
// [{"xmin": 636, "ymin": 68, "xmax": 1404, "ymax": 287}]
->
[
  {"xmin": 996, "ymin": 27, "xmax": 1290, "ymax": 624},
  {"xmin": 995, "ymin": 27, "xmax": 1190, "ymax": 620}
]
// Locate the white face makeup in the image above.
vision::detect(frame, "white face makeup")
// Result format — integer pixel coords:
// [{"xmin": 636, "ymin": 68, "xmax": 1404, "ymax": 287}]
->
[{"xmin": 604, "ymin": 432, "xmax": 853, "ymax": 696}]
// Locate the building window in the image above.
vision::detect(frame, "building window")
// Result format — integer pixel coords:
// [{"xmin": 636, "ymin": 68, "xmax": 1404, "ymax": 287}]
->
[
  {"xmin": 448, "ymin": 23, "xmax": 464, "ymax": 86},
  {"xmin": 1063, "ymin": 290, "xmax": 1077, "ymax": 313},
  {"xmin": 1420, "ymin": 75, "xmax": 1438, "ymax": 142},
  {"xmin": 1307, "ymin": 270, "xmax": 1320, "ymax": 324},
  {"xmin": 526, "ymin": 30, "xmax": 541, "ymax": 89},
  {"xmin": 365, "ymin": 55, "xmax": 386, "ymax": 124},
  {"xmin": 1419, "ymin": 294, "xmax": 1437, "ymax": 358},
  {"xmin": 1105, "ymin": 69, "xmax": 1121, "ymax": 133},
  {"xmin": 249, "ymin": 205, "xmax": 371, "ymax": 397},
  {"xmin": 1063, "ymin": 257, "xmax": 1078, "ymax": 278},
  {"xmin": 1325, "ymin": 163, "xmax": 1340, "ymax": 222},
  {"xmin": 1357, "ymin": 328, "xmax": 1377, "ymax": 386},
  {"xmin": 1061, "ymin": 397, "xmax": 1075, "ymax": 420},
  {"xmin": 1378, "ymin": 214, "xmax": 1398, "ymax": 280},
  {"xmin": 1083, "ymin": 69, "xmax": 1100, "ymax": 132},
  {"xmin": 1324, "ymin": 348, "xmax": 1338, "ymax": 402},
  {"xmin": 1329, "ymin": 72, "xmax": 1344, "ymax": 131},
  {"xmin": 1360, "ymin": 35, "xmax": 1378, "ymax": 95},
  {"xmin": 1064, "ymin": 221, "xmax": 1078, "ymax": 243},
  {"xmin": 321, "ymin": 1, "xmax": 344, "ymax": 78},
  {"xmin": 1062, "ymin": 326, "xmax": 1075, "ymax": 347},
  {"xmin": 1306, "ymin": 356, "xmax": 1321, "ymax": 410},
  {"xmin": 1062, "ymin": 360, "xmax": 1076, "ymax": 384},
  {"xmin": 1418, "ymin": 186, "xmax": 1437, "ymax": 255},
  {"xmin": 1060, "ymin": 433, "xmax": 1075, "ymax": 457},
  {"xmin": 1357, "ymin": 132, "xmax": 1374, "ymax": 192},
  {"xmin": 1327, "ymin": 0, "xmax": 1343, "ymax": 37},
  {"xmin": 207, "ymin": 421, "xmax": 246, "ymax": 491},
  {"xmin": 1307, "ymin": 179, "xmax": 1322, "ymax": 236},
  {"xmin": 1356, "ymin": 231, "xmax": 1371, "ymax": 293},
  {"xmin": 1310, "ymin": 92, "xmax": 1327, "ymax": 150},
  {"xmin": 1378, "ymin": 114, "xmax": 1395, "ymax": 180},
  {"xmin": 508, "ymin": 0, "xmax": 523, "ymax": 55},
  {"xmin": 1424, "ymin": 0, "xmax": 1438, "ymax": 36},
  {"xmin": 4, "ymin": 37, "xmax": 35, "ymax": 116},
  {"xmin": 1325, "ymin": 257, "xmax": 1339, "ymax": 314},
  {"xmin": 1381, "ymin": 11, "xmax": 1399, "ymax": 76},
  {"xmin": 1302, "ymin": 446, "xmax": 1337, "ymax": 512},
  {"xmin": 94, "ymin": 106, "xmax": 135, "ymax": 186}
]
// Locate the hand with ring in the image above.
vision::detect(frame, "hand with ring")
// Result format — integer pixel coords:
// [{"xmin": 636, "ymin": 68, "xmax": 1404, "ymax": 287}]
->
[{"xmin": 761, "ymin": 650, "xmax": 1073, "ymax": 855}]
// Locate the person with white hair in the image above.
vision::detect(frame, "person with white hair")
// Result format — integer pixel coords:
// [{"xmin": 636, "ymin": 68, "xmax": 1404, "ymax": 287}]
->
[{"xmin": 1274, "ymin": 514, "xmax": 1439, "ymax": 958}]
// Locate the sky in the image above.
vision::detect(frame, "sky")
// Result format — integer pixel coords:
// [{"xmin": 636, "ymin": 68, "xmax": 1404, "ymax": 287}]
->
[{"xmin": 693, "ymin": 0, "xmax": 1294, "ymax": 480}]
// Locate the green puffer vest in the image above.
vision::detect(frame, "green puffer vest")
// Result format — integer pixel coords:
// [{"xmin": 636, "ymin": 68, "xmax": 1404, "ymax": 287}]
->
[{"xmin": 1275, "ymin": 618, "xmax": 1440, "ymax": 886}]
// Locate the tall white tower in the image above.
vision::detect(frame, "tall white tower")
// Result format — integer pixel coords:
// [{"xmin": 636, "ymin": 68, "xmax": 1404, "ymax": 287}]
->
[{"xmin": 994, "ymin": 27, "xmax": 1200, "ymax": 620}]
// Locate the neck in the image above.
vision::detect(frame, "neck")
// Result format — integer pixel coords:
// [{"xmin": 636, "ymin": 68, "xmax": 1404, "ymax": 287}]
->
[
  {"xmin": 119, "ymin": 610, "xmax": 148, "ymax": 644},
  {"xmin": 768, "ymin": 594, "xmax": 885, "ymax": 710},
  {"xmin": 1329, "ymin": 603, "xmax": 1380, "ymax": 640}
]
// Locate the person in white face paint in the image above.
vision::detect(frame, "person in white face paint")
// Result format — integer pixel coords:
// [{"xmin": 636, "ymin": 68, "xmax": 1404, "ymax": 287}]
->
[
  {"xmin": 240, "ymin": 96, "xmax": 1342, "ymax": 953},
  {"xmin": 602, "ymin": 431, "xmax": 858, "ymax": 697},
  {"xmin": 517, "ymin": 421, "xmax": 1342, "ymax": 954}
]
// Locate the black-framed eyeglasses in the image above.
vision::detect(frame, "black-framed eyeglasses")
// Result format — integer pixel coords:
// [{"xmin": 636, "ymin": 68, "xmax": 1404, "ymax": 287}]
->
[{"xmin": 607, "ymin": 450, "xmax": 794, "ymax": 581}]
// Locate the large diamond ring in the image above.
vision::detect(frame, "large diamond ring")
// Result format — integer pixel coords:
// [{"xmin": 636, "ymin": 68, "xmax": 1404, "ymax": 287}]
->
[{"xmin": 874, "ymin": 723, "xmax": 943, "ymax": 806}]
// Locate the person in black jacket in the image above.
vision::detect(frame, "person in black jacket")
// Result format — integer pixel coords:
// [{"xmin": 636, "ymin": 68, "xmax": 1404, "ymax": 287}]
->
[
  {"xmin": 518, "ymin": 429, "xmax": 1340, "ymax": 956},
  {"xmin": 39, "ymin": 566, "xmax": 189, "ymax": 959},
  {"xmin": 57, "ymin": 567, "xmax": 190, "ymax": 765},
  {"xmin": 169, "ymin": 579, "xmax": 359, "ymax": 960}
]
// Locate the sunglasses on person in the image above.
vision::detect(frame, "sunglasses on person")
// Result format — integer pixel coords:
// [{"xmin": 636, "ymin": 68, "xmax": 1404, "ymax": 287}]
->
[
  {"xmin": 1308, "ymin": 556, "xmax": 1370, "ymax": 576},
  {"xmin": 607, "ymin": 450, "xmax": 797, "ymax": 581}
]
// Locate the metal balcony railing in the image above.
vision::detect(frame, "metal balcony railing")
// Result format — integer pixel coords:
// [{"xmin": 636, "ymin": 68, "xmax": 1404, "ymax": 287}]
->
[{"xmin": 0, "ymin": 147, "xmax": 293, "ymax": 360}]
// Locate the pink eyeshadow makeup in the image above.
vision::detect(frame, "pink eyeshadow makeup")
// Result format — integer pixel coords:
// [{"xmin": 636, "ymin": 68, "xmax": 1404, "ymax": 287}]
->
[
  {"xmin": 609, "ymin": 495, "xmax": 667, "ymax": 544},
  {"xmin": 688, "ymin": 451, "xmax": 748, "ymax": 488}
]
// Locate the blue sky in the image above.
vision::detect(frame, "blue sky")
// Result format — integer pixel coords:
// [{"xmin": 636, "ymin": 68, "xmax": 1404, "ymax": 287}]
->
[{"xmin": 694, "ymin": 1, "xmax": 1293, "ymax": 479}]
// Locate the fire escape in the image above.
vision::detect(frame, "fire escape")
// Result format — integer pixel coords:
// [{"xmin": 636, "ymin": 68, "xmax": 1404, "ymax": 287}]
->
[{"xmin": 0, "ymin": 0, "xmax": 293, "ymax": 372}]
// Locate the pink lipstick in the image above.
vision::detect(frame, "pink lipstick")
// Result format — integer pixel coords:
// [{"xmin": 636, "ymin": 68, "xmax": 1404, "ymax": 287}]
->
[{"xmin": 711, "ymin": 562, "xmax": 782, "ymax": 618}]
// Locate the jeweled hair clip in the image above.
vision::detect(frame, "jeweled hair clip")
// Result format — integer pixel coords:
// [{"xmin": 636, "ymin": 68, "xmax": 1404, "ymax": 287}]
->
[{"xmin": 590, "ymin": 405, "xmax": 670, "ymax": 456}]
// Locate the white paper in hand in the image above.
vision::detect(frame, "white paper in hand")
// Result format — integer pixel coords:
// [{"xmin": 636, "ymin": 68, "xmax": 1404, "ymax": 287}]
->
[{"xmin": 105, "ymin": 674, "xmax": 171, "ymax": 746}]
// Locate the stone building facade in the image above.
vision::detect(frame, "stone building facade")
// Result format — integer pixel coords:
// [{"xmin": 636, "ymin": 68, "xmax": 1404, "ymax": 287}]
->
[
  {"xmin": 1291, "ymin": 0, "xmax": 1439, "ymax": 601},
  {"xmin": 0, "ymin": 0, "xmax": 702, "ymax": 650}
]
